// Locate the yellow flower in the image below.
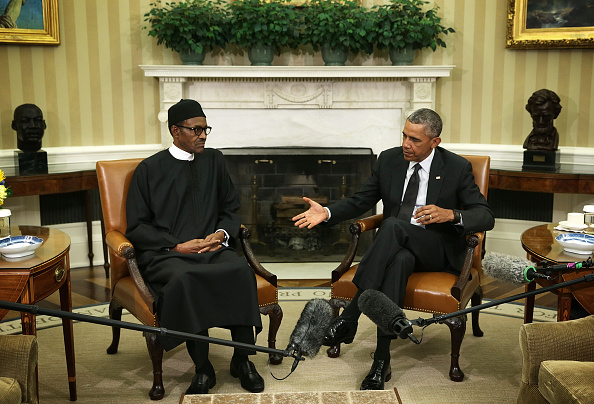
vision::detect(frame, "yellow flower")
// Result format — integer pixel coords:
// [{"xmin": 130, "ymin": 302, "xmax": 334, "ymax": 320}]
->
[
  {"xmin": 0, "ymin": 185, "xmax": 6, "ymax": 206},
  {"xmin": 0, "ymin": 169, "xmax": 5, "ymax": 183}
]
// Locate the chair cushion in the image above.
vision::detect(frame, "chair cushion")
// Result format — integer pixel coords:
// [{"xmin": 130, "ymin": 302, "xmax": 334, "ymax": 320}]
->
[
  {"xmin": 113, "ymin": 277, "xmax": 158, "ymax": 327},
  {"xmin": 331, "ymin": 266, "xmax": 359, "ymax": 301},
  {"xmin": 0, "ymin": 377, "xmax": 22, "ymax": 404},
  {"xmin": 256, "ymin": 274, "xmax": 277, "ymax": 307},
  {"xmin": 538, "ymin": 360, "xmax": 594, "ymax": 404},
  {"xmin": 331, "ymin": 265, "xmax": 480, "ymax": 314},
  {"xmin": 403, "ymin": 269, "xmax": 480, "ymax": 314}
]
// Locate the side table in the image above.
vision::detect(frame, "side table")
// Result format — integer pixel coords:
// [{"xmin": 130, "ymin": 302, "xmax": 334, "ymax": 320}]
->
[
  {"xmin": 6, "ymin": 170, "xmax": 109, "ymax": 277},
  {"xmin": 0, "ymin": 225, "xmax": 77, "ymax": 401},
  {"xmin": 520, "ymin": 223, "xmax": 594, "ymax": 323}
]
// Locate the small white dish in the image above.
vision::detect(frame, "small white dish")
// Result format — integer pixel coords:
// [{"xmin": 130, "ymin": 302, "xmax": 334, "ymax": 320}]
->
[
  {"xmin": 555, "ymin": 233, "xmax": 594, "ymax": 255},
  {"xmin": 558, "ymin": 221, "xmax": 588, "ymax": 231},
  {"xmin": 0, "ymin": 235, "xmax": 43, "ymax": 258}
]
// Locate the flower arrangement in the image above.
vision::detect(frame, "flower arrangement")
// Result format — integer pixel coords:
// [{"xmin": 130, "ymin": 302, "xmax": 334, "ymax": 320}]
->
[{"xmin": 0, "ymin": 170, "xmax": 12, "ymax": 207}]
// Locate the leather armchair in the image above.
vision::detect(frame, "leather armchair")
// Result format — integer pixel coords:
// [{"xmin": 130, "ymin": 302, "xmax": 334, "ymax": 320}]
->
[
  {"xmin": 96, "ymin": 158, "xmax": 283, "ymax": 400},
  {"xmin": 328, "ymin": 155, "xmax": 490, "ymax": 382},
  {"xmin": 517, "ymin": 315, "xmax": 594, "ymax": 404},
  {"xmin": 0, "ymin": 335, "xmax": 38, "ymax": 404}
]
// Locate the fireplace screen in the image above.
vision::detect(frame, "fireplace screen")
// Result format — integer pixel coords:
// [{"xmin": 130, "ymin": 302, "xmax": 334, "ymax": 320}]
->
[{"xmin": 222, "ymin": 147, "xmax": 376, "ymax": 262}]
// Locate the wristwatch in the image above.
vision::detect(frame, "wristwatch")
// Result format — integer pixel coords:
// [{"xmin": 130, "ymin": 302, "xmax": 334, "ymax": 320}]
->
[{"xmin": 452, "ymin": 209, "xmax": 462, "ymax": 224}]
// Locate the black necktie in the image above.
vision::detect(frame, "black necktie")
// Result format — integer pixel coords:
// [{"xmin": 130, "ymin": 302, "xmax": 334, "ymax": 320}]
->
[{"xmin": 397, "ymin": 164, "xmax": 421, "ymax": 221}]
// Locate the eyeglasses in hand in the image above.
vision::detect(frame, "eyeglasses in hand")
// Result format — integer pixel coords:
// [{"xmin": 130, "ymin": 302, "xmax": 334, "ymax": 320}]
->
[{"xmin": 176, "ymin": 125, "xmax": 212, "ymax": 136}]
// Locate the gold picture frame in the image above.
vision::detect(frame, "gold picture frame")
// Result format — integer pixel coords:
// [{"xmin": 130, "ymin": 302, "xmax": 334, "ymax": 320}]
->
[
  {"xmin": 506, "ymin": 0, "xmax": 594, "ymax": 49},
  {"xmin": 0, "ymin": 0, "xmax": 59, "ymax": 45}
]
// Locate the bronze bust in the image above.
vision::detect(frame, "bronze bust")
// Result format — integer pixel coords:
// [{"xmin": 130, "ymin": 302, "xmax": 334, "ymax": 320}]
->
[
  {"xmin": 12, "ymin": 103, "xmax": 46, "ymax": 152},
  {"xmin": 523, "ymin": 89, "xmax": 561, "ymax": 152}
]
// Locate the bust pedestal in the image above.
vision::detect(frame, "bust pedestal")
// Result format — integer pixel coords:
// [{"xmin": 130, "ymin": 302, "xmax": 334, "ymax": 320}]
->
[
  {"xmin": 522, "ymin": 150, "xmax": 560, "ymax": 171},
  {"xmin": 14, "ymin": 150, "xmax": 48, "ymax": 175}
]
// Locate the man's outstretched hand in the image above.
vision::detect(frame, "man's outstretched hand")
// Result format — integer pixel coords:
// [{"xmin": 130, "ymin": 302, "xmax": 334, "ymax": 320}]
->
[{"xmin": 292, "ymin": 197, "xmax": 329, "ymax": 229}]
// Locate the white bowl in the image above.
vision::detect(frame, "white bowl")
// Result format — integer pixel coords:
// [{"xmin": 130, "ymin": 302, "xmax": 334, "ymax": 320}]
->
[
  {"xmin": 555, "ymin": 233, "xmax": 594, "ymax": 255},
  {"xmin": 0, "ymin": 235, "xmax": 43, "ymax": 258}
]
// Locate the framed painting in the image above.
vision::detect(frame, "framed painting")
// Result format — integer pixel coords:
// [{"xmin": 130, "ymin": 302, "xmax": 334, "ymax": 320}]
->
[
  {"xmin": 506, "ymin": 0, "xmax": 594, "ymax": 49},
  {"xmin": 0, "ymin": 0, "xmax": 59, "ymax": 45}
]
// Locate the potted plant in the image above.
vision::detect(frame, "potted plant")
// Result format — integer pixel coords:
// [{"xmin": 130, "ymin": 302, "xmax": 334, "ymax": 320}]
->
[
  {"xmin": 301, "ymin": 0, "xmax": 375, "ymax": 66},
  {"xmin": 227, "ymin": 0, "xmax": 300, "ymax": 66},
  {"xmin": 374, "ymin": 0, "xmax": 454, "ymax": 65},
  {"xmin": 144, "ymin": 0, "xmax": 230, "ymax": 65}
]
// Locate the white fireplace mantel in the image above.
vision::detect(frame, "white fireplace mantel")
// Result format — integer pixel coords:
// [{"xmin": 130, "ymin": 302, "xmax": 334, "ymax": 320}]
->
[{"xmin": 141, "ymin": 65, "xmax": 454, "ymax": 154}]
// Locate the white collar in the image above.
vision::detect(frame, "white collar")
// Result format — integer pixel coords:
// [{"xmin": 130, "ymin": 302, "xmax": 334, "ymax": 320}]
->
[
  {"xmin": 409, "ymin": 148, "xmax": 435, "ymax": 172},
  {"xmin": 168, "ymin": 144, "xmax": 194, "ymax": 161}
]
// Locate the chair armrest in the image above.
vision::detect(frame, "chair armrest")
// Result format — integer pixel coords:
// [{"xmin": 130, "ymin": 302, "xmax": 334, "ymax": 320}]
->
[
  {"xmin": 451, "ymin": 233, "xmax": 482, "ymax": 301},
  {"xmin": 356, "ymin": 214, "xmax": 384, "ymax": 233},
  {"xmin": 105, "ymin": 230, "xmax": 155, "ymax": 310},
  {"xmin": 331, "ymin": 214, "xmax": 385, "ymax": 283},
  {"xmin": 239, "ymin": 226, "xmax": 277, "ymax": 287},
  {"xmin": 0, "ymin": 335, "xmax": 38, "ymax": 404},
  {"xmin": 519, "ymin": 315, "xmax": 594, "ymax": 385}
]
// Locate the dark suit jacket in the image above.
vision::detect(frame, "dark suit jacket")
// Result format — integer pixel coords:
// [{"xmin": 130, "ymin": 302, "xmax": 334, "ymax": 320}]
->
[{"xmin": 326, "ymin": 146, "xmax": 495, "ymax": 272}]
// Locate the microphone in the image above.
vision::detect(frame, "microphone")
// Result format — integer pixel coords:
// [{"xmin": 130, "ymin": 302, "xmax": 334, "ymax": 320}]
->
[
  {"xmin": 357, "ymin": 289, "xmax": 419, "ymax": 344},
  {"xmin": 285, "ymin": 298, "xmax": 334, "ymax": 371},
  {"xmin": 482, "ymin": 252, "xmax": 552, "ymax": 284}
]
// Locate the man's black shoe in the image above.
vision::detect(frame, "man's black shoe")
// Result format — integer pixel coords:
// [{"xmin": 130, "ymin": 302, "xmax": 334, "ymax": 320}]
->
[
  {"xmin": 185, "ymin": 372, "xmax": 216, "ymax": 395},
  {"xmin": 360, "ymin": 359, "xmax": 392, "ymax": 390},
  {"xmin": 230, "ymin": 359, "xmax": 265, "ymax": 393},
  {"xmin": 323, "ymin": 317, "xmax": 358, "ymax": 346}
]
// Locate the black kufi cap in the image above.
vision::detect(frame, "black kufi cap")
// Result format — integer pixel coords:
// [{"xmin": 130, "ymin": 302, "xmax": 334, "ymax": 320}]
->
[{"xmin": 168, "ymin": 99, "xmax": 206, "ymax": 129}]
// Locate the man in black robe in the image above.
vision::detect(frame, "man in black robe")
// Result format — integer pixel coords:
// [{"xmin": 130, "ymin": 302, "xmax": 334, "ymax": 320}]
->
[{"xmin": 126, "ymin": 99, "xmax": 264, "ymax": 395}]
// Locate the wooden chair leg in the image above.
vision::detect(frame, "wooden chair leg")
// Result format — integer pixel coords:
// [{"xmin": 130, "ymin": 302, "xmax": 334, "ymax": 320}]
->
[
  {"xmin": 260, "ymin": 304, "xmax": 284, "ymax": 365},
  {"xmin": 471, "ymin": 287, "xmax": 484, "ymax": 337},
  {"xmin": 144, "ymin": 332, "xmax": 164, "ymax": 400},
  {"xmin": 106, "ymin": 299, "xmax": 123, "ymax": 354},
  {"xmin": 444, "ymin": 315, "xmax": 466, "ymax": 382}
]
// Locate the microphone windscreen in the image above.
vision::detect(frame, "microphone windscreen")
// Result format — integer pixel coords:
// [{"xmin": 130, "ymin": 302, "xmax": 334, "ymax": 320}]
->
[
  {"xmin": 287, "ymin": 298, "xmax": 333, "ymax": 358},
  {"xmin": 358, "ymin": 289, "xmax": 404, "ymax": 335},
  {"xmin": 483, "ymin": 252, "xmax": 534, "ymax": 284}
]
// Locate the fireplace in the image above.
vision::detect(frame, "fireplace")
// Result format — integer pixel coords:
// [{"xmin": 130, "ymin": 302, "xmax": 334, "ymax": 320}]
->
[
  {"xmin": 222, "ymin": 147, "xmax": 376, "ymax": 262},
  {"xmin": 141, "ymin": 65, "xmax": 453, "ymax": 261}
]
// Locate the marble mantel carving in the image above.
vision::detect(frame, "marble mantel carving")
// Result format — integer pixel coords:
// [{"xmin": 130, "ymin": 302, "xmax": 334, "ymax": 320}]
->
[{"xmin": 141, "ymin": 65, "xmax": 454, "ymax": 154}]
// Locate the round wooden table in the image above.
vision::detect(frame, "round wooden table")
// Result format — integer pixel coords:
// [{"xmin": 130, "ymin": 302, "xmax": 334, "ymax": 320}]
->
[
  {"xmin": 521, "ymin": 223, "xmax": 594, "ymax": 323},
  {"xmin": 0, "ymin": 225, "xmax": 76, "ymax": 401}
]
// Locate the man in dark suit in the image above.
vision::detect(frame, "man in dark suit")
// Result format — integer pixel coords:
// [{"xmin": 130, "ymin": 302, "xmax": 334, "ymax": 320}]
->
[{"xmin": 292, "ymin": 108, "xmax": 494, "ymax": 390}]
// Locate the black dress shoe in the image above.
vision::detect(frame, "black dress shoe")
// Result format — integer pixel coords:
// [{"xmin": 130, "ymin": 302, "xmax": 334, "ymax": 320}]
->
[
  {"xmin": 360, "ymin": 359, "xmax": 392, "ymax": 390},
  {"xmin": 230, "ymin": 359, "xmax": 264, "ymax": 393},
  {"xmin": 185, "ymin": 372, "xmax": 216, "ymax": 395},
  {"xmin": 323, "ymin": 317, "xmax": 358, "ymax": 346}
]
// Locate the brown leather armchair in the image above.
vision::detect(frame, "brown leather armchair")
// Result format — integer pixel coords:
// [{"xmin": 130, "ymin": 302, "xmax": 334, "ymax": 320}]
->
[
  {"xmin": 96, "ymin": 158, "xmax": 283, "ymax": 400},
  {"xmin": 328, "ymin": 155, "xmax": 490, "ymax": 382}
]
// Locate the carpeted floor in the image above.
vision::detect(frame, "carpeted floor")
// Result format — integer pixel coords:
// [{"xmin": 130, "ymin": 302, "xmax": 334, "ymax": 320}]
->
[{"xmin": 28, "ymin": 292, "xmax": 556, "ymax": 404}]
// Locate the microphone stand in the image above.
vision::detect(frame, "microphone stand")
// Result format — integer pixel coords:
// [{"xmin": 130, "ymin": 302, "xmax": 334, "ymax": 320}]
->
[
  {"xmin": 411, "ymin": 273, "xmax": 594, "ymax": 328},
  {"xmin": 0, "ymin": 299, "xmax": 300, "ymax": 363}
]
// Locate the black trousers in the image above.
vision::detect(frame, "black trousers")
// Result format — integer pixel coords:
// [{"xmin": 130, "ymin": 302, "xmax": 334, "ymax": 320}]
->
[
  {"xmin": 353, "ymin": 216, "xmax": 449, "ymax": 309},
  {"xmin": 186, "ymin": 325, "xmax": 256, "ymax": 371}
]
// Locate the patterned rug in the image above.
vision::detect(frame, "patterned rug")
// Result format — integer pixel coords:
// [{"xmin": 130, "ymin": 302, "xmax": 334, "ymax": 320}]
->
[{"xmin": 0, "ymin": 287, "xmax": 556, "ymax": 336}]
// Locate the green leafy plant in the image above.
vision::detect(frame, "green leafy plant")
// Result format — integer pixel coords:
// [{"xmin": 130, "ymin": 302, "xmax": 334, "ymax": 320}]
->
[
  {"xmin": 300, "ymin": 0, "xmax": 376, "ymax": 55},
  {"xmin": 144, "ymin": 0, "xmax": 229, "ymax": 54},
  {"xmin": 227, "ymin": 0, "xmax": 300, "ymax": 53},
  {"xmin": 374, "ymin": 0, "xmax": 454, "ymax": 51}
]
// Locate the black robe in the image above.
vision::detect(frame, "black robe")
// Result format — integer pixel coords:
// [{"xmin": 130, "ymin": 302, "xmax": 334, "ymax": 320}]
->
[{"xmin": 126, "ymin": 149, "xmax": 262, "ymax": 351}]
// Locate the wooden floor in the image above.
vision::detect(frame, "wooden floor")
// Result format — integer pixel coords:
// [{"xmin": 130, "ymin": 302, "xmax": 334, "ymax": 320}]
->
[{"xmin": 2, "ymin": 264, "xmax": 558, "ymax": 322}]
